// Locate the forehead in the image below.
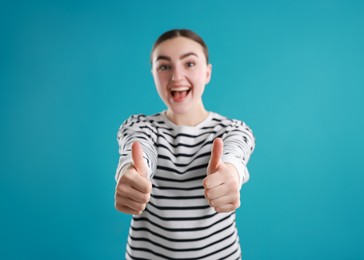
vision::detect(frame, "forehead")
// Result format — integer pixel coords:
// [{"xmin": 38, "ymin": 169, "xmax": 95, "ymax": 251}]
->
[{"xmin": 152, "ymin": 37, "xmax": 205, "ymax": 61}]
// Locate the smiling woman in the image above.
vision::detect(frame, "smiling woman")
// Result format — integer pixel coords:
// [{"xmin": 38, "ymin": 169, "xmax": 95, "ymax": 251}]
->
[
  {"xmin": 114, "ymin": 29, "xmax": 255, "ymax": 260},
  {"xmin": 151, "ymin": 36, "xmax": 212, "ymax": 125},
  {"xmin": 153, "ymin": 51, "xmax": 197, "ymax": 103}
]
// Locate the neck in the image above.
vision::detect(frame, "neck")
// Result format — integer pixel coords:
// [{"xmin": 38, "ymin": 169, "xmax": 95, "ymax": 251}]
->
[{"xmin": 166, "ymin": 107, "xmax": 209, "ymax": 126}]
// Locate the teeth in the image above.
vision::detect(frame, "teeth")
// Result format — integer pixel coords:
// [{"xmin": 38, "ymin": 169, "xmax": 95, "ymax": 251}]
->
[{"xmin": 170, "ymin": 87, "xmax": 190, "ymax": 92}]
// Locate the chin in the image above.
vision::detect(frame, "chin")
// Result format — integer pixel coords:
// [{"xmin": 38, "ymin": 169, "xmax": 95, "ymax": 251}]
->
[{"xmin": 169, "ymin": 107, "xmax": 189, "ymax": 115}]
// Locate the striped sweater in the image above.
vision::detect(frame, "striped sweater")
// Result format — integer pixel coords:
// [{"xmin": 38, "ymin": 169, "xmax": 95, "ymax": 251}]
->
[{"xmin": 116, "ymin": 111, "xmax": 255, "ymax": 260}]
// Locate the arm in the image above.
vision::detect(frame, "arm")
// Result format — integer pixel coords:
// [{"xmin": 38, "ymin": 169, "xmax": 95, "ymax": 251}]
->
[
  {"xmin": 203, "ymin": 120, "xmax": 255, "ymax": 213},
  {"xmin": 115, "ymin": 115, "xmax": 158, "ymax": 182},
  {"xmin": 114, "ymin": 115, "xmax": 158, "ymax": 215},
  {"xmin": 221, "ymin": 119, "xmax": 255, "ymax": 186}
]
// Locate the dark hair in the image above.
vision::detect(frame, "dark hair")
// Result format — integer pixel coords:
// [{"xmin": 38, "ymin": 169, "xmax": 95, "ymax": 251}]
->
[{"xmin": 151, "ymin": 29, "xmax": 209, "ymax": 64}]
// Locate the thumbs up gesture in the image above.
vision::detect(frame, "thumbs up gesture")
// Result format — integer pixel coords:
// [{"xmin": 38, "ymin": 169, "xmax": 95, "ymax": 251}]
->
[
  {"xmin": 115, "ymin": 142, "xmax": 152, "ymax": 215},
  {"xmin": 203, "ymin": 138, "xmax": 241, "ymax": 213}
]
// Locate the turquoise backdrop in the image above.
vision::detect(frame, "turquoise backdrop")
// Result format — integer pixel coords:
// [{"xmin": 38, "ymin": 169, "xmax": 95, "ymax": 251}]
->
[{"xmin": 1, "ymin": 1, "xmax": 364, "ymax": 259}]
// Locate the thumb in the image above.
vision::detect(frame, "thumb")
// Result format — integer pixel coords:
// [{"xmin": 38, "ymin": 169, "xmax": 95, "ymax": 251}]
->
[
  {"xmin": 131, "ymin": 141, "xmax": 148, "ymax": 177},
  {"xmin": 207, "ymin": 138, "xmax": 223, "ymax": 174}
]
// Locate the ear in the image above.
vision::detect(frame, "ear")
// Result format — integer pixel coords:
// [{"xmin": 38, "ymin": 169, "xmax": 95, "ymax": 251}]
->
[
  {"xmin": 151, "ymin": 64, "xmax": 157, "ymax": 79},
  {"xmin": 205, "ymin": 63, "xmax": 212, "ymax": 85}
]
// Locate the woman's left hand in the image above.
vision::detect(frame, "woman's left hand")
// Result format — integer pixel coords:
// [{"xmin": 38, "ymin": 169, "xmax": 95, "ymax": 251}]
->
[{"xmin": 203, "ymin": 138, "xmax": 241, "ymax": 213}]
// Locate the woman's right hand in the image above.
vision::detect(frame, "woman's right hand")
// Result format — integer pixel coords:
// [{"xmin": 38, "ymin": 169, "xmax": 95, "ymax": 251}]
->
[{"xmin": 114, "ymin": 142, "xmax": 152, "ymax": 215}]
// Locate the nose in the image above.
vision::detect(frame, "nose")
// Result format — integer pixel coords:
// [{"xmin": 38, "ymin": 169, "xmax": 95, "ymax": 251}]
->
[{"xmin": 171, "ymin": 65, "xmax": 184, "ymax": 81}]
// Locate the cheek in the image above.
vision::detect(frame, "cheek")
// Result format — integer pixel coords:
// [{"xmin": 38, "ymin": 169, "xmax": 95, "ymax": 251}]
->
[
  {"xmin": 154, "ymin": 72, "xmax": 170, "ymax": 85},
  {"xmin": 191, "ymin": 70, "xmax": 208, "ymax": 86},
  {"xmin": 154, "ymin": 75, "xmax": 170, "ymax": 96}
]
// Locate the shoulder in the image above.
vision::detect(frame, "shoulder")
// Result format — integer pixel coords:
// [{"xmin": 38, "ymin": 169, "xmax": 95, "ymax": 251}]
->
[
  {"xmin": 211, "ymin": 112, "xmax": 255, "ymax": 153},
  {"xmin": 117, "ymin": 112, "xmax": 169, "ymax": 138},
  {"xmin": 119, "ymin": 113, "xmax": 165, "ymax": 128},
  {"xmin": 121, "ymin": 113, "xmax": 158, "ymax": 125},
  {"xmin": 210, "ymin": 112, "xmax": 253, "ymax": 133}
]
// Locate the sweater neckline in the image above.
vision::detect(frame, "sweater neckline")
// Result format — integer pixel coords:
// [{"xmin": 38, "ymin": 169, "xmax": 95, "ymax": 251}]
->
[{"xmin": 160, "ymin": 110, "xmax": 214, "ymax": 130}]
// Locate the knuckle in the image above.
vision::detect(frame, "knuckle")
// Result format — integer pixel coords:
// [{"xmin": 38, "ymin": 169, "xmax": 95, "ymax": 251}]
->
[
  {"xmin": 204, "ymin": 192, "xmax": 209, "ymax": 202},
  {"xmin": 231, "ymin": 183, "xmax": 239, "ymax": 193},
  {"xmin": 202, "ymin": 178, "xmax": 209, "ymax": 188},
  {"xmin": 121, "ymin": 173, "xmax": 131, "ymax": 183},
  {"xmin": 146, "ymin": 182, "xmax": 152, "ymax": 193},
  {"xmin": 116, "ymin": 183, "xmax": 123, "ymax": 192},
  {"xmin": 114, "ymin": 202, "xmax": 123, "ymax": 212},
  {"xmin": 114, "ymin": 192, "xmax": 120, "ymax": 201},
  {"xmin": 204, "ymin": 190, "xmax": 210, "ymax": 199},
  {"xmin": 137, "ymin": 203, "xmax": 146, "ymax": 212},
  {"xmin": 116, "ymin": 184, "xmax": 126, "ymax": 196},
  {"xmin": 123, "ymin": 169, "xmax": 136, "ymax": 181},
  {"xmin": 142, "ymin": 193, "xmax": 151, "ymax": 203},
  {"xmin": 215, "ymin": 207, "xmax": 222, "ymax": 213},
  {"xmin": 209, "ymin": 200, "xmax": 214, "ymax": 207}
]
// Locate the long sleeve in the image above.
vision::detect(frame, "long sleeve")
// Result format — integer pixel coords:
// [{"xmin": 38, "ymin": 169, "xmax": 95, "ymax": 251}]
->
[
  {"xmin": 221, "ymin": 119, "xmax": 255, "ymax": 186},
  {"xmin": 120, "ymin": 111, "xmax": 251, "ymax": 259},
  {"xmin": 115, "ymin": 114, "xmax": 158, "ymax": 182}
]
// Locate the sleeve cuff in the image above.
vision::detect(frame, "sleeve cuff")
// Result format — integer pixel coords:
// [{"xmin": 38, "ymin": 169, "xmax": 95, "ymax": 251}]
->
[
  {"xmin": 115, "ymin": 155, "xmax": 153, "ymax": 182},
  {"xmin": 222, "ymin": 154, "xmax": 250, "ymax": 187}
]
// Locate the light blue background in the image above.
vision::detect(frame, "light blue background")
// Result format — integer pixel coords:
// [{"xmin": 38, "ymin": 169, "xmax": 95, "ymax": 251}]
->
[{"xmin": 1, "ymin": 1, "xmax": 364, "ymax": 259}]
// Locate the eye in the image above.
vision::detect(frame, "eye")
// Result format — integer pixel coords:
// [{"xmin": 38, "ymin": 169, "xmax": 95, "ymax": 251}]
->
[
  {"xmin": 186, "ymin": 61, "xmax": 196, "ymax": 68},
  {"xmin": 157, "ymin": 64, "xmax": 171, "ymax": 71}
]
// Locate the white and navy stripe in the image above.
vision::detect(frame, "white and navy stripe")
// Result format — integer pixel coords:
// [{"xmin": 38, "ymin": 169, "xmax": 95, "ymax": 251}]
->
[{"xmin": 116, "ymin": 111, "xmax": 255, "ymax": 260}]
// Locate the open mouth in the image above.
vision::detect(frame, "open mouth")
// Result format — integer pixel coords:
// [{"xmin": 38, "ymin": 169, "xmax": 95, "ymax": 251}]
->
[{"xmin": 170, "ymin": 87, "xmax": 191, "ymax": 101}]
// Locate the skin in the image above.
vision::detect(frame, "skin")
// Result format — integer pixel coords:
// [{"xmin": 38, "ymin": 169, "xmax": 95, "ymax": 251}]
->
[
  {"xmin": 203, "ymin": 138, "xmax": 241, "ymax": 213},
  {"xmin": 151, "ymin": 36, "xmax": 211, "ymax": 126},
  {"xmin": 114, "ymin": 36, "xmax": 241, "ymax": 215},
  {"xmin": 114, "ymin": 142, "xmax": 152, "ymax": 215}
]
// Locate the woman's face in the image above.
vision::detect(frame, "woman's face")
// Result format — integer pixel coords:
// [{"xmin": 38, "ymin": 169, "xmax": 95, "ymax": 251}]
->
[{"xmin": 151, "ymin": 37, "xmax": 212, "ymax": 117}]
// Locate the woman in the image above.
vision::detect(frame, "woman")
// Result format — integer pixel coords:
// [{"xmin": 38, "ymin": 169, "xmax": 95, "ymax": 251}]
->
[{"xmin": 114, "ymin": 29, "xmax": 255, "ymax": 259}]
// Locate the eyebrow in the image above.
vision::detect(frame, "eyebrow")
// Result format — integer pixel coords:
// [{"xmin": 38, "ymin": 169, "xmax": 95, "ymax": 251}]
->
[{"xmin": 155, "ymin": 52, "xmax": 199, "ymax": 62}]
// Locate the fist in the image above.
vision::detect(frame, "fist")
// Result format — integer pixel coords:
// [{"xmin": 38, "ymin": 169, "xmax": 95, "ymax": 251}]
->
[
  {"xmin": 203, "ymin": 138, "xmax": 241, "ymax": 213},
  {"xmin": 114, "ymin": 142, "xmax": 152, "ymax": 215}
]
